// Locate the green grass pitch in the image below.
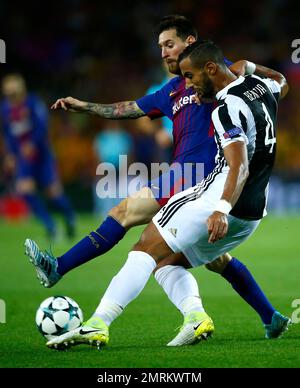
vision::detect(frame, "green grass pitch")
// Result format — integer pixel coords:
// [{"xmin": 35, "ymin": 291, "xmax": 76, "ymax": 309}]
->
[{"xmin": 0, "ymin": 214, "xmax": 299, "ymax": 368}]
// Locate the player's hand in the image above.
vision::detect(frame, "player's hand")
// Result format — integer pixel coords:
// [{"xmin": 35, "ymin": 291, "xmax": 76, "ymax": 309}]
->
[
  {"xmin": 185, "ymin": 79, "xmax": 201, "ymax": 105},
  {"xmin": 207, "ymin": 211, "xmax": 228, "ymax": 244},
  {"xmin": 191, "ymin": 93, "xmax": 214, "ymax": 105},
  {"xmin": 229, "ymin": 60, "xmax": 248, "ymax": 77},
  {"xmin": 191, "ymin": 93, "xmax": 201, "ymax": 105},
  {"xmin": 51, "ymin": 97, "xmax": 87, "ymax": 112}
]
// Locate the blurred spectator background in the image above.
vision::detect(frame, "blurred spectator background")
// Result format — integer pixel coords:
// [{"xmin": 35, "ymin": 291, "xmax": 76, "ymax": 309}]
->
[{"xmin": 0, "ymin": 0, "xmax": 300, "ymax": 214}]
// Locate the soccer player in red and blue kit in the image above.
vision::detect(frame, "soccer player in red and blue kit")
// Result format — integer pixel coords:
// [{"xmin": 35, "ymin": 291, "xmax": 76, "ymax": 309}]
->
[
  {"xmin": 25, "ymin": 16, "xmax": 285, "ymax": 345},
  {"xmin": 1, "ymin": 74, "xmax": 75, "ymax": 239}
]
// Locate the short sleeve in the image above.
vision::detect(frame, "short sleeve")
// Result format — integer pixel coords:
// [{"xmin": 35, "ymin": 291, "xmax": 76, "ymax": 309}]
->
[
  {"xmin": 212, "ymin": 100, "xmax": 248, "ymax": 149},
  {"xmin": 136, "ymin": 92, "xmax": 164, "ymax": 119},
  {"xmin": 136, "ymin": 78, "xmax": 177, "ymax": 120}
]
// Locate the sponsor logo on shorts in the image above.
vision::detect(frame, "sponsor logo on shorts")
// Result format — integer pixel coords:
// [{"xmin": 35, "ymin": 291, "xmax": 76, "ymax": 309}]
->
[{"xmin": 168, "ymin": 228, "xmax": 177, "ymax": 237}]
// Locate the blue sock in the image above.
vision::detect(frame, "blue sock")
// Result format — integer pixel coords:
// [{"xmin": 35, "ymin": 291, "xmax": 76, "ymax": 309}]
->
[
  {"xmin": 49, "ymin": 194, "xmax": 75, "ymax": 226},
  {"xmin": 57, "ymin": 216, "xmax": 126, "ymax": 275},
  {"xmin": 222, "ymin": 257, "xmax": 275, "ymax": 324},
  {"xmin": 23, "ymin": 193, "xmax": 55, "ymax": 235}
]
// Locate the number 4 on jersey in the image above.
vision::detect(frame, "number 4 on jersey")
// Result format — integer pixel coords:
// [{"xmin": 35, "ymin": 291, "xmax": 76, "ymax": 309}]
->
[{"xmin": 262, "ymin": 102, "xmax": 276, "ymax": 153}]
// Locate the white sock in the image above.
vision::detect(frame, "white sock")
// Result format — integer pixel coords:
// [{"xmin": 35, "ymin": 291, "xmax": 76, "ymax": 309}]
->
[
  {"xmin": 154, "ymin": 265, "xmax": 204, "ymax": 316},
  {"xmin": 93, "ymin": 299, "xmax": 123, "ymax": 326},
  {"xmin": 93, "ymin": 251, "xmax": 156, "ymax": 325}
]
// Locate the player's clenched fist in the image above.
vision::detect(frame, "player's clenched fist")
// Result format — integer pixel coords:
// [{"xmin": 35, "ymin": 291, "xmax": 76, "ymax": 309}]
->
[{"xmin": 51, "ymin": 96, "xmax": 87, "ymax": 112}]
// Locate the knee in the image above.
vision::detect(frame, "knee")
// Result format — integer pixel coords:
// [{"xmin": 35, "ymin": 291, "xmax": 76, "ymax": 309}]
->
[
  {"xmin": 109, "ymin": 199, "xmax": 128, "ymax": 226},
  {"xmin": 205, "ymin": 253, "xmax": 232, "ymax": 274},
  {"xmin": 110, "ymin": 196, "xmax": 149, "ymax": 229}
]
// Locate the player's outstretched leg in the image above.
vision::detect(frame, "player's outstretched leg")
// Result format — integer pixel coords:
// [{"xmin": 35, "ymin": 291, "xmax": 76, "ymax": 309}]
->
[
  {"xmin": 46, "ymin": 221, "xmax": 215, "ymax": 349},
  {"xmin": 56, "ymin": 188, "xmax": 160, "ymax": 276},
  {"xmin": 24, "ymin": 188, "xmax": 160, "ymax": 286},
  {"xmin": 46, "ymin": 316, "xmax": 109, "ymax": 350}
]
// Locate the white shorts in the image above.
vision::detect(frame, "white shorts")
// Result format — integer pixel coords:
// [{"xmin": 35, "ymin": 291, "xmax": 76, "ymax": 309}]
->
[{"xmin": 152, "ymin": 170, "xmax": 260, "ymax": 268}]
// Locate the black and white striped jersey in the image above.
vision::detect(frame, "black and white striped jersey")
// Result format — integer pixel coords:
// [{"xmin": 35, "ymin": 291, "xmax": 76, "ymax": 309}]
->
[{"xmin": 212, "ymin": 74, "xmax": 281, "ymax": 220}]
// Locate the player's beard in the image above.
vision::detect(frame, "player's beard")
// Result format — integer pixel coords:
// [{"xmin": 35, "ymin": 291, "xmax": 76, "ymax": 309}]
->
[
  {"xmin": 198, "ymin": 73, "xmax": 215, "ymax": 99},
  {"xmin": 167, "ymin": 60, "xmax": 181, "ymax": 75}
]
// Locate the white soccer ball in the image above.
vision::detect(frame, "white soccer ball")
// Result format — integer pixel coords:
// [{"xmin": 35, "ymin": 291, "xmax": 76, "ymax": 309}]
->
[{"xmin": 36, "ymin": 296, "xmax": 83, "ymax": 340}]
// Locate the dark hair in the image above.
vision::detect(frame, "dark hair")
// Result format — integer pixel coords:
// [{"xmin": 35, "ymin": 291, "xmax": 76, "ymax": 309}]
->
[
  {"xmin": 178, "ymin": 40, "xmax": 225, "ymax": 68},
  {"xmin": 157, "ymin": 15, "xmax": 198, "ymax": 41}
]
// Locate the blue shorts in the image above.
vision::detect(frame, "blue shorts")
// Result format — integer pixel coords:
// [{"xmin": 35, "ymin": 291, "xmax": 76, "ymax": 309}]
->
[
  {"xmin": 17, "ymin": 156, "xmax": 58, "ymax": 188},
  {"xmin": 146, "ymin": 162, "xmax": 205, "ymax": 207}
]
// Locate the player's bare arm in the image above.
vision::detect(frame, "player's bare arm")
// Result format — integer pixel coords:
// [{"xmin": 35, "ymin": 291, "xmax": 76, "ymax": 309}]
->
[
  {"xmin": 229, "ymin": 60, "xmax": 289, "ymax": 98},
  {"xmin": 253, "ymin": 64, "xmax": 289, "ymax": 98},
  {"xmin": 51, "ymin": 97, "xmax": 145, "ymax": 119},
  {"xmin": 207, "ymin": 141, "xmax": 249, "ymax": 244}
]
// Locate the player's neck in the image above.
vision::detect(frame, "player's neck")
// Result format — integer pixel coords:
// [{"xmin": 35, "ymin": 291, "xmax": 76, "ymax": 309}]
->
[{"xmin": 214, "ymin": 69, "xmax": 238, "ymax": 95}]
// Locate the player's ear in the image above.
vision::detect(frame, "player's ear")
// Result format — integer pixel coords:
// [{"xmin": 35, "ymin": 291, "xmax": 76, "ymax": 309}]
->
[
  {"xmin": 205, "ymin": 62, "xmax": 217, "ymax": 75},
  {"xmin": 186, "ymin": 35, "xmax": 196, "ymax": 46}
]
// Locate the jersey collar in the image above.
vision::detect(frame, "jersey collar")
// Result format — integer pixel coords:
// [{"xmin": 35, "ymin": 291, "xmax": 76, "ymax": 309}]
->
[{"xmin": 216, "ymin": 76, "xmax": 245, "ymax": 100}]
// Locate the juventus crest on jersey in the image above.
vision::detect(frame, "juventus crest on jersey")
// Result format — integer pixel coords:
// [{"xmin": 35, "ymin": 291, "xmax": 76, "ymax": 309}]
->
[{"xmin": 212, "ymin": 74, "xmax": 281, "ymax": 220}]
